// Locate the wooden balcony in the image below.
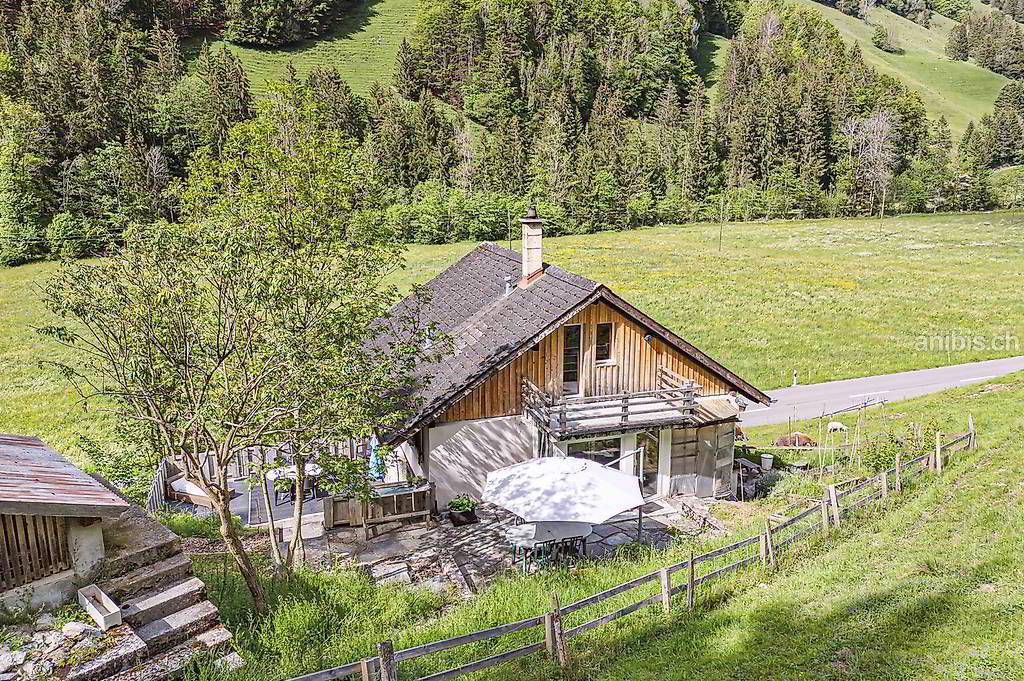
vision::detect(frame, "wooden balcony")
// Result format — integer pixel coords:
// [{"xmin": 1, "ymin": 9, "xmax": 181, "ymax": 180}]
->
[{"xmin": 522, "ymin": 368, "xmax": 700, "ymax": 440}]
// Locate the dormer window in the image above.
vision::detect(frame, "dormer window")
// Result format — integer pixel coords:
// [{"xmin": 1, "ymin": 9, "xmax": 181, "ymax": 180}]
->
[{"xmin": 595, "ymin": 322, "xmax": 613, "ymax": 363}]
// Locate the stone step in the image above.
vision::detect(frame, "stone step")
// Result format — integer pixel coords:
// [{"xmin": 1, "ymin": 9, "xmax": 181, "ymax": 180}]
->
[
  {"xmin": 64, "ymin": 627, "xmax": 148, "ymax": 681},
  {"xmin": 100, "ymin": 553, "xmax": 193, "ymax": 601},
  {"xmin": 121, "ymin": 577, "xmax": 206, "ymax": 628},
  {"xmin": 135, "ymin": 600, "xmax": 220, "ymax": 654},
  {"xmin": 101, "ymin": 506, "xmax": 182, "ymax": 578},
  {"xmin": 106, "ymin": 626, "xmax": 234, "ymax": 681},
  {"xmin": 215, "ymin": 651, "xmax": 245, "ymax": 672}
]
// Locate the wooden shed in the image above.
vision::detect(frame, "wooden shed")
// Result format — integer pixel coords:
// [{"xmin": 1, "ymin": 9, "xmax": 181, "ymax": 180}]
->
[{"xmin": 0, "ymin": 434, "xmax": 128, "ymax": 609}]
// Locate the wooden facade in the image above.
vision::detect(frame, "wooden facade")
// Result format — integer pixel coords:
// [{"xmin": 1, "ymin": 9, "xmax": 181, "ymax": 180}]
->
[
  {"xmin": 0, "ymin": 514, "xmax": 70, "ymax": 591},
  {"xmin": 439, "ymin": 301, "xmax": 730, "ymax": 424}
]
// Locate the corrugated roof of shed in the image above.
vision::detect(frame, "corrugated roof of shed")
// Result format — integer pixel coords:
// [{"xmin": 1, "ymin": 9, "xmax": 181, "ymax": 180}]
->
[{"xmin": 0, "ymin": 435, "xmax": 129, "ymax": 517}]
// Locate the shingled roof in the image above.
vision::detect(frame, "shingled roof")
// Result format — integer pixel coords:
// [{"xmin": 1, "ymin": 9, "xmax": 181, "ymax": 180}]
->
[{"xmin": 385, "ymin": 243, "xmax": 770, "ymax": 443}]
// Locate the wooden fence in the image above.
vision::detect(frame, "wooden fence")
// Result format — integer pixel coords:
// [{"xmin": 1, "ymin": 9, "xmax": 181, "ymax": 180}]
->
[
  {"xmin": 146, "ymin": 457, "xmax": 172, "ymax": 515},
  {"xmin": 289, "ymin": 419, "xmax": 978, "ymax": 681},
  {"xmin": 0, "ymin": 514, "xmax": 71, "ymax": 590}
]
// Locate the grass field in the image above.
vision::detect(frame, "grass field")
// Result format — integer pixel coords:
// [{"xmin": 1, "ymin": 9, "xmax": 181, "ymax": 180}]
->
[
  {"xmin": 189, "ymin": 0, "xmax": 418, "ymax": 96},
  {"xmin": 187, "ymin": 372, "xmax": 1024, "ymax": 680},
  {"xmin": 2, "ymin": 212, "xmax": 1022, "ymax": 467},
  {"xmin": 694, "ymin": 32, "xmax": 732, "ymax": 101}
]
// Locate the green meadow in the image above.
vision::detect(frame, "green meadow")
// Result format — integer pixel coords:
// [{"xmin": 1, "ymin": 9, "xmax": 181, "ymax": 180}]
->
[
  {"xmin": 2, "ymin": 212, "xmax": 1022, "ymax": 467},
  {"xmin": 186, "ymin": 0, "xmax": 418, "ymax": 96}
]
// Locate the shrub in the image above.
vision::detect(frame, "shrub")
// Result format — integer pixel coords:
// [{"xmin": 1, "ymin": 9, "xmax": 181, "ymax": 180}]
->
[
  {"xmin": 45, "ymin": 212, "xmax": 106, "ymax": 260},
  {"xmin": 871, "ymin": 25, "xmax": 903, "ymax": 54}
]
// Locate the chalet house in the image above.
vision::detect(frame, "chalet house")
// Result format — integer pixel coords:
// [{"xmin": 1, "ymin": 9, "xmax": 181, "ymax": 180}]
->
[
  {"xmin": 0, "ymin": 434, "xmax": 128, "ymax": 609},
  {"xmin": 385, "ymin": 210, "xmax": 772, "ymax": 506}
]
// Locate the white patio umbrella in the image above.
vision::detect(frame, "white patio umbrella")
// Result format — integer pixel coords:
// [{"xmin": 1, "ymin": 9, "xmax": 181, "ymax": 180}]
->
[{"xmin": 483, "ymin": 456, "xmax": 644, "ymax": 524}]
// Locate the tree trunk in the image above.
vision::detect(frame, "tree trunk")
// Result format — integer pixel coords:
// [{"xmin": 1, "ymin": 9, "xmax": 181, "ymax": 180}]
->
[
  {"xmin": 256, "ymin": 447, "xmax": 286, "ymax": 568},
  {"xmin": 212, "ymin": 490, "xmax": 267, "ymax": 613},
  {"xmin": 286, "ymin": 456, "xmax": 306, "ymax": 568}
]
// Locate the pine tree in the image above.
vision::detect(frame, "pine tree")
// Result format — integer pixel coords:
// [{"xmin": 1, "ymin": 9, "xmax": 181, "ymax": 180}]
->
[
  {"xmin": 395, "ymin": 39, "xmax": 421, "ymax": 101},
  {"xmin": 653, "ymin": 82, "xmax": 684, "ymax": 174},
  {"xmin": 946, "ymin": 23, "xmax": 970, "ymax": 60},
  {"xmin": 305, "ymin": 66, "xmax": 368, "ymax": 140},
  {"xmin": 680, "ymin": 95, "xmax": 720, "ymax": 202}
]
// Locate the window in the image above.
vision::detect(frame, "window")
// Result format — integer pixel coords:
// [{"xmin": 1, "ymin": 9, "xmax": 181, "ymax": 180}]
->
[
  {"xmin": 595, "ymin": 323, "xmax": 613, "ymax": 363},
  {"xmin": 563, "ymin": 324, "xmax": 582, "ymax": 395},
  {"xmin": 567, "ymin": 438, "xmax": 621, "ymax": 467}
]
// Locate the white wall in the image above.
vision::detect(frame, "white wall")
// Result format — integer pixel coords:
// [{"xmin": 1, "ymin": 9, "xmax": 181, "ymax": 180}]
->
[{"xmin": 428, "ymin": 415, "xmax": 539, "ymax": 506}]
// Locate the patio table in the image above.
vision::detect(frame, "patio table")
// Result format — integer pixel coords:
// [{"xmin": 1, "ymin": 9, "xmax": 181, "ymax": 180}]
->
[
  {"xmin": 267, "ymin": 463, "xmax": 324, "ymax": 506},
  {"xmin": 266, "ymin": 463, "xmax": 323, "ymax": 481},
  {"xmin": 506, "ymin": 521, "xmax": 593, "ymax": 570}
]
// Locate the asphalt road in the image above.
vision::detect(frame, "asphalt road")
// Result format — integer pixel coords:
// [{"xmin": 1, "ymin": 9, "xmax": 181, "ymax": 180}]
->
[{"xmin": 740, "ymin": 355, "xmax": 1024, "ymax": 427}]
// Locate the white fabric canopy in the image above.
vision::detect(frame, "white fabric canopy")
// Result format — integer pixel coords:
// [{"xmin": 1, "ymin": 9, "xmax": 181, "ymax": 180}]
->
[{"xmin": 483, "ymin": 456, "xmax": 644, "ymax": 524}]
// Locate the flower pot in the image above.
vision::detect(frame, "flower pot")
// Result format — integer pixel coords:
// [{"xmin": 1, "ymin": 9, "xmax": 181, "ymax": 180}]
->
[{"xmin": 449, "ymin": 509, "xmax": 479, "ymax": 526}]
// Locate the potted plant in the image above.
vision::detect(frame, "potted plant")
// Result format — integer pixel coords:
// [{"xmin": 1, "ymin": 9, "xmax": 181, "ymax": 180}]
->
[{"xmin": 447, "ymin": 494, "xmax": 479, "ymax": 526}]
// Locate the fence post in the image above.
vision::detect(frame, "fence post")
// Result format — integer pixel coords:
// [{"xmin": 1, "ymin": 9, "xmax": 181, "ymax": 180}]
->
[
  {"xmin": 894, "ymin": 452, "xmax": 903, "ymax": 494},
  {"xmin": 763, "ymin": 518, "xmax": 777, "ymax": 569},
  {"xmin": 881, "ymin": 470, "xmax": 889, "ymax": 500},
  {"xmin": 687, "ymin": 550, "xmax": 696, "ymax": 610},
  {"xmin": 546, "ymin": 593, "xmax": 569, "ymax": 669},
  {"xmin": 359, "ymin": 657, "xmax": 377, "ymax": 681},
  {"xmin": 827, "ymin": 485, "xmax": 842, "ymax": 527},
  {"xmin": 934, "ymin": 431, "xmax": 944, "ymax": 473},
  {"xmin": 659, "ymin": 567, "xmax": 672, "ymax": 614},
  {"xmin": 968, "ymin": 414, "xmax": 977, "ymax": 449},
  {"xmin": 544, "ymin": 611, "xmax": 555, "ymax": 659},
  {"xmin": 820, "ymin": 496, "xmax": 830, "ymax": 530},
  {"xmin": 377, "ymin": 641, "xmax": 397, "ymax": 681}
]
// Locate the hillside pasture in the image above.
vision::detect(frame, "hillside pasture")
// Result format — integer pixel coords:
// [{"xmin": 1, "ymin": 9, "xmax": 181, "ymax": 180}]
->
[
  {"xmin": 792, "ymin": 0, "xmax": 1006, "ymax": 138},
  {"xmin": 188, "ymin": 0, "xmax": 417, "ymax": 96},
  {"xmin": 586, "ymin": 374, "xmax": 1024, "ymax": 680}
]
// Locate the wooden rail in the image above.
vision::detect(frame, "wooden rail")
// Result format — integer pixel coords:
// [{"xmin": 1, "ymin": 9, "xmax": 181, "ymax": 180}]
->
[
  {"xmin": 522, "ymin": 378, "xmax": 698, "ymax": 439},
  {"xmin": 287, "ymin": 417, "xmax": 978, "ymax": 681}
]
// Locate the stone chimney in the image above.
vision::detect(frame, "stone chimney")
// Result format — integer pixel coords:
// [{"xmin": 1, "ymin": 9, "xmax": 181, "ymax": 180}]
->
[{"xmin": 520, "ymin": 206, "xmax": 543, "ymax": 283}]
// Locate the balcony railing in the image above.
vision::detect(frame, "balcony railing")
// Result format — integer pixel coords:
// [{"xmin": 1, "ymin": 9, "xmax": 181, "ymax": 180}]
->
[{"xmin": 522, "ymin": 367, "xmax": 700, "ymax": 440}]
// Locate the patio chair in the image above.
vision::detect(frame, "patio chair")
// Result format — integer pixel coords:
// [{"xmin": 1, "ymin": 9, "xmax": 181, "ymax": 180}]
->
[
  {"xmin": 273, "ymin": 479, "xmax": 294, "ymax": 507},
  {"xmin": 524, "ymin": 539, "xmax": 558, "ymax": 572}
]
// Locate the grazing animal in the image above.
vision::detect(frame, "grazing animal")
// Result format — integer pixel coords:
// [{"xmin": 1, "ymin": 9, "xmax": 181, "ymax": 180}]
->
[
  {"xmin": 774, "ymin": 432, "xmax": 818, "ymax": 447},
  {"xmin": 827, "ymin": 421, "xmax": 848, "ymax": 433}
]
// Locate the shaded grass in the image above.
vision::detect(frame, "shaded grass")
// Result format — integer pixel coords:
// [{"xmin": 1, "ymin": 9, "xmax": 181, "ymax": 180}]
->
[
  {"xmin": 3, "ymin": 212, "xmax": 1023, "ymax": 468},
  {"xmin": 156, "ymin": 512, "xmax": 251, "ymax": 540}
]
